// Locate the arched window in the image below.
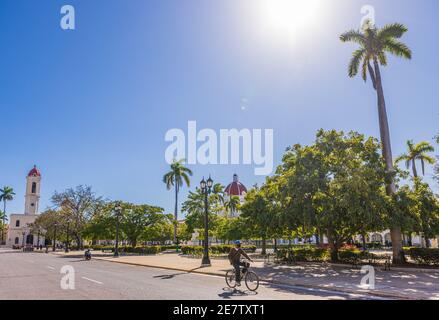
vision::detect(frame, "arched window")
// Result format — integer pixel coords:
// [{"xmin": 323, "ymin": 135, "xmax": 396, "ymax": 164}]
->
[
  {"xmin": 14, "ymin": 237, "xmax": 19, "ymax": 244},
  {"xmin": 15, "ymin": 220, "xmax": 20, "ymax": 227},
  {"xmin": 31, "ymin": 182, "xmax": 37, "ymax": 194}
]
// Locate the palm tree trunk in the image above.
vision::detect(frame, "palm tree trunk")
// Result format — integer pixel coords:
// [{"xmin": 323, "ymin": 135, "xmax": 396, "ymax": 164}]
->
[
  {"xmin": 173, "ymin": 182, "xmax": 178, "ymax": 244},
  {"xmin": 412, "ymin": 159, "xmax": 418, "ymax": 178},
  {"xmin": 373, "ymin": 59, "xmax": 404, "ymax": 264},
  {"xmin": 1, "ymin": 200, "xmax": 6, "ymax": 245}
]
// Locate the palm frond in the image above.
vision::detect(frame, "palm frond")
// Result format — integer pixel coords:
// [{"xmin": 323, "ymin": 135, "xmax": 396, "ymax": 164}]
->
[
  {"xmin": 361, "ymin": 58, "xmax": 368, "ymax": 81},
  {"xmin": 419, "ymin": 154, "xmax": 436, "ymax": 165},
  {"xmin": 348, "ymin": 49, "xmax": 366, "ymax": 77},
  {"xmin": 340, "ymin": 30, "xmax": 366, "ymax": 44},
  {"xmin": 182, "ymin": 173, "xmax": 191, "ymax": 188},
  {"xmin": 378, "ymin": 23, "xmax": 408, "ymax": 40},
  {"xmin": 415, "ymin": 141, "xmax": 434, "ymax": 153},
  {"xmin": 377, "ymin": 51, "xmax": 388, "ymax": 66},
  {"xmin": 394, "ymin": 154, "xmax": 409, "ymax": 164},
  {"xmin": 383, "ymin": 39, "xmax": 412, "ymax": 59}
]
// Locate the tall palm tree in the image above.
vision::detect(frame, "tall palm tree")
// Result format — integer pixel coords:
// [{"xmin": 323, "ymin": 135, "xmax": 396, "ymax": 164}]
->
[
  {"xmin": 163, "ymin": 159, "xmax": 193, "ymax": 243},
  {"xmin": 224, "ymin": 196, "xmax": 241, "ymax": 218},
  {"xmin": 0, "ymin": 186, "xmax": 15, "ymax": 245},
  {"xmin": 341, "ymin": 21, "xmax": 412, "ymax": 263},
  {"xmin": 395, "ymin": 140, "xmax": 435, "ymax": 178}
]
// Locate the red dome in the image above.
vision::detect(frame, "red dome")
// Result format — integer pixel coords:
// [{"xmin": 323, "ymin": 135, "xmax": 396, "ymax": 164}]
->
[
  {"xmin": 27, "ymin": 165, "xmax": 41, "ymax": 177},
  {"xmin": 224, "ymin": 174, "xmax": 247, "ymax": 196}
]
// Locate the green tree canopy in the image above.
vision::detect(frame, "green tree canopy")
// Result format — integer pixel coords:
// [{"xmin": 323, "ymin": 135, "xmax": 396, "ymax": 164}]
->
[{"xmin": 278, "ymin": 130, "xmax": 389, "ymax": 261}]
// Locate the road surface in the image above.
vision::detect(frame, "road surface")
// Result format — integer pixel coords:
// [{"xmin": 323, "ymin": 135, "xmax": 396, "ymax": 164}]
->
[{"xmin": 0, "ymin": 249, "xmax": 386, "ymax": 300}]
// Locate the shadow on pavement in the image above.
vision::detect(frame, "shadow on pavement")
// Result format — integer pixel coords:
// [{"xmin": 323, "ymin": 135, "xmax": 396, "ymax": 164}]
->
[
  {"xmin": 153, "ymin": 272, "xmax": 188, "ymax": 280},
  {"xmin": 218, "ymin": 287, "xmax": 257, "ymax": 299}
]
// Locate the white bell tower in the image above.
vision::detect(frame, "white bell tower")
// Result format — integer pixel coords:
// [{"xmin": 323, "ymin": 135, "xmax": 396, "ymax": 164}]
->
[{"xmin": 24, "ymin": 165, "xmax": 41, "ymax": 216}]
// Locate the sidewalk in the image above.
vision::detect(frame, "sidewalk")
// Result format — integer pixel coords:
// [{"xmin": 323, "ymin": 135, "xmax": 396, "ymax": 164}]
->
[{"xmin": 49, "ymin": 251, "xmax": 439, "ymax": 300}]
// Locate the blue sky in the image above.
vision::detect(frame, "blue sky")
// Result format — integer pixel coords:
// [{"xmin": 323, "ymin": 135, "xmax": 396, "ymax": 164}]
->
[{"xmin": 1, "ymin": 0, "xmax": 438, "ymax": 218}]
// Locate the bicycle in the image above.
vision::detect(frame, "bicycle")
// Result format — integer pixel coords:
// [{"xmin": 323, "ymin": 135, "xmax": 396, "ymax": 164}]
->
[{"xmin": 225, "ymin": 260, "xmax": 260, "ymax": 292}]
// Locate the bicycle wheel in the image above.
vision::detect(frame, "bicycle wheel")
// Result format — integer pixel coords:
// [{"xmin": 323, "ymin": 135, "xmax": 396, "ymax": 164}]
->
[
  {"xmin": 245, "ymin": 271, "xmax": 259, "ymax": 292},
  {"xmin": 225, "ymin": 270, "xmax": 237, "ymax": 288}
]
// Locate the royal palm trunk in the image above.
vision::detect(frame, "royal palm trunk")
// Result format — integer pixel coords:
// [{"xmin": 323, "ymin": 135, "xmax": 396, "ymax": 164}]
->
[
  {"xmin": 412, "ymin": 159, "xmax": 418, "ymax": 178},
  {"xmin": 173, "ymin": 182, "xmax": 178, "ymax": 244},
  {"xmin": 373, "ymin": 60, "xmax": 404, "ymax": 264}
]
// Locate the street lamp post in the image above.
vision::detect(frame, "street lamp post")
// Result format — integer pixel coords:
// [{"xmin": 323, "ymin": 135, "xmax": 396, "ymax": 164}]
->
[
  {"xmin": 65, "ymin": 218, "xmax": 70, "ymax": 253},
  {"xmin": 37, "ymin": 230, "xmax": 40, "ymax": 249},
  {"xmin": 53, "ymin": 223, "xmax": 58, "ymax": 252},
  {"xmin": 114, "ymin": 202, "xmax": 122, "ymax": 258},
  {"xmin": 200, "ymin": 175, "xmax": 213, "ymax": 267}
]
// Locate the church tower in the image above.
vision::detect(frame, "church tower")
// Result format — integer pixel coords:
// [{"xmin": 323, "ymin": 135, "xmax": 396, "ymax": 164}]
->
[{"xmin": 24, "ymin": 165, "xmax": 41, "ymax": 215}]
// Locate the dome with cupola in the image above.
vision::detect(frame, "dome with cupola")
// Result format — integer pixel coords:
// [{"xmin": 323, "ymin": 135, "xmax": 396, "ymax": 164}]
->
[
  {"xmin": 224, "ymin": 174, "xmax": 247, "ymax": 196},
  {"xmin": 27, "ymin": 165, "xmax": 41, "ymax": 177}
]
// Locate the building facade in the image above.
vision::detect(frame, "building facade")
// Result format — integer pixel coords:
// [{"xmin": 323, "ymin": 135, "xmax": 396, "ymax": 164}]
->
[{"xmin": 7, "ymin": 166, "xmax": 45, "ymax": 248}]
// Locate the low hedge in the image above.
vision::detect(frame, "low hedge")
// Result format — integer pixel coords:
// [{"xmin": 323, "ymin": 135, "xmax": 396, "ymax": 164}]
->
[
  {"xmin": 338, "ymin": 249, "xmax": 363, "ymax": 263},
  {"xmin": 276, "ymin": 247, "xmax": 330, "ymax": 262},
  {"xmin": 181, "ymin": 245, "xmax": 257, "ymax": 256},
  {"xmin": 408, "ymin": 248, "xmax": 439, "ymax": 266},
  {"xmin": 88, "ymin": 245, "xmax": 163, "ymax": 255}
]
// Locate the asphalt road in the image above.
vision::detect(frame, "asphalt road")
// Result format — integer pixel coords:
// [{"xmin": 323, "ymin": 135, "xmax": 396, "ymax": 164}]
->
[{"xmin": 0, "ymin": 249, "xmax": 386, "ymax": 300}]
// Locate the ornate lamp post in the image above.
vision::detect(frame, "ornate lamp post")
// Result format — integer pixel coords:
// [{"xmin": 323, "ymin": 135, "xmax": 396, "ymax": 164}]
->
[
  {"xmin": 200, "ymin": 175, "xmax": 213, "ymax": 267},
  {"xmin": 114, "ymin": 202, "xmax": 122, "ymax": 258}
]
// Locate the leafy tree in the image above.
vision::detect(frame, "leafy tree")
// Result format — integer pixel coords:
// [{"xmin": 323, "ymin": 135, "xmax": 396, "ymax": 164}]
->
[
  {"xmin": 240, "ymin": 178, "xmax": 283, "ymax": 255},
  {"xmin": 0, "ymin": 210, "xmax": 7, "ymax": 244},
  {"xmin": 163, "ymin": 159, "xmax": 193, "ymax": 243},
  {"xmin": 395, "ymin": 140, "xmax": 435, "ymax": 178},
  {"xmin": 32, "ymin": 210, "xmax": 62, "ymax": 248},
  {"xmin": 411, "ymin": 179, "xmax": 439, "ymax": 248},
  {"xmin": 181, "ymin": 187, "xmax": 222, "ymax": 240},
  {"xmin": 51, "ymin": 185, "xmax": 103, "ymax": 249},
  {"xmin": 119, "ymin": 203, "xmax": 165, "ymax": 247},
  {"xmin": 341, "ymin": 21, "xmax": 412, "ymax": 263},
  {"xmin": 280, "ymin": 130, "xmax": 388, "ymax": 261},
  {"xmin": 176, "ymin": 222, "xmax": 192, "ymax": 242},
  {"xmin": 82, "ymin": 202, "xmax": 118, "ymax": 242},
  {"xmin": 182, "ymin": 188, "xmax": 219, "ymax": 229},
  {"xmin": 214, "ymin": 216, "xmax": 248, "ymax": 243},
  {"xmin": 0, "ymin": 186, "xmax": 15, "ymax": 244}
]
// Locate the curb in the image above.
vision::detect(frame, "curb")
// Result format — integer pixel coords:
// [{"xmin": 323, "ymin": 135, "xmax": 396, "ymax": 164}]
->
[
  {"xmin": 93, "ymin": 257, "xmax": 415, "ymax": 300},
  {"xmin": 327, "ymin": 262, "xmax": 439, "ymax": 274}
]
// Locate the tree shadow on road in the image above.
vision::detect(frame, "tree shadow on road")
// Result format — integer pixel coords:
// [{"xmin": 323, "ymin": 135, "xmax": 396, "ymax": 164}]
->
[{"xmin": 153, "ymin": 272, "xmax": 188, "ymax": 280}]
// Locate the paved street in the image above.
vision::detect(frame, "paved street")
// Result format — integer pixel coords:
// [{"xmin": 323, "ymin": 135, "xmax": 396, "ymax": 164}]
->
[{"xmin": 0, "ymin": 250, "xmax": 384, "ymax": 300}]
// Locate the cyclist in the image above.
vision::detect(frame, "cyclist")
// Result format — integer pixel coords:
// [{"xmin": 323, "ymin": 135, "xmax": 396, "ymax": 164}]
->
[{"xmin": 228, "ymin": 240, "xmax": 253, "ymax": 286}]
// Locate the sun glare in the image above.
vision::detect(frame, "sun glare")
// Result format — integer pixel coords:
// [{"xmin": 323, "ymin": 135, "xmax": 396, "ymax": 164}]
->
[{"xmin": 256, "ymin": 0, "xmax": 327, "ymax": 41}]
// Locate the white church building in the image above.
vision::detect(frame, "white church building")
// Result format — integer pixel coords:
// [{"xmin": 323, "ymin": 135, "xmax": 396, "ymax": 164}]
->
[{"xmin": 7, "ymin": 166, "xmax": 45, "ymax": 248}]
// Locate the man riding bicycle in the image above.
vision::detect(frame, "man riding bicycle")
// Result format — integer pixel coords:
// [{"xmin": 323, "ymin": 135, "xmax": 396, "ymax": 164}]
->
[{"xmin": 228, "ymin": 240, "xmax": 253, "ymax": 286}]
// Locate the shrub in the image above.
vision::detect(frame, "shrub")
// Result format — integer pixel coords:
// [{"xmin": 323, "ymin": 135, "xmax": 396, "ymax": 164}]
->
[
  {"xmin": 409, "ymin": 248, "xmax": 439, "ymax": 266},
  {"xmin": 181, "ymin": 245, "xmax": 204, "ymax": 256},
  {"xmin": 180, "ymin": 245, "xmax": 256, "ymax": 256},
  {"xmin": 275, "ymin": 247, "xmax": 330, "ymax": 262},
  {"xmin": 338, "ymin": 249, "xmax": 363, "ymax": 263}
]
